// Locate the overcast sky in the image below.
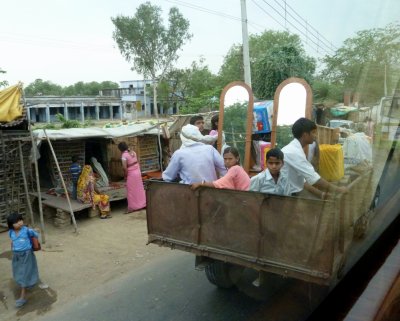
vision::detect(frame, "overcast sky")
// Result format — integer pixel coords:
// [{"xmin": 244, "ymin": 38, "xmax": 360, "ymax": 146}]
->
[{"xmin": 0, "ymin": 0, "xmax": 398, "ymax": 87}]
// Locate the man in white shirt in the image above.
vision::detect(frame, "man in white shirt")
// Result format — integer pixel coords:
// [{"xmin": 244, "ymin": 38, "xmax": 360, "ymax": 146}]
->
[{"xmin": 281, "ymin": 118, "xmax": 347, "ymax": 198}]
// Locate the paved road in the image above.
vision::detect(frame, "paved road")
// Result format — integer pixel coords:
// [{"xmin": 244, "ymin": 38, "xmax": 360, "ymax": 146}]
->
[{"xmin": 37, "ymin": 252, "xmax": 272, "ymax": 321}]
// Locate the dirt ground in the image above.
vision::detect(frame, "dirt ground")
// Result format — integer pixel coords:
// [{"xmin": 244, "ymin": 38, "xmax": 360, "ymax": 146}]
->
[{"xmin": 0, "ymin": 200, "xmax": 169, "ymax": 321}]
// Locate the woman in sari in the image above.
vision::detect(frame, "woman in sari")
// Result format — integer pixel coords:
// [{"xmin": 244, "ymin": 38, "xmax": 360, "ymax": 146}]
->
[
  {"xmin": 118, "ymin": 142, "xmax": 146, "ymax": 213},
  {"xmin": 77, "ymin": 165, "xmax": 111, "ymax": 219}
]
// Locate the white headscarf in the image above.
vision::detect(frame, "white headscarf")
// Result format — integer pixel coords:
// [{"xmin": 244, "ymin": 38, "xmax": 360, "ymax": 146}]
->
[{"xmin": 180, "ymin": 124, "xmax": 205, "ymax": 148}]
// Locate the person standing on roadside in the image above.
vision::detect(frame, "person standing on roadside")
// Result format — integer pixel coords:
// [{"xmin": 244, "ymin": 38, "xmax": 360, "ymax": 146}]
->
[
  {"xmin": 118, "ymin": 142, "xmax": 146, "ymax": 213},
  {"xmin": 7, "ymin": 213, "xmax": 40, "ymax": 308},
  {"xmin": 69, "ymin": 155, "xmax": 81, "ymax": 200}
]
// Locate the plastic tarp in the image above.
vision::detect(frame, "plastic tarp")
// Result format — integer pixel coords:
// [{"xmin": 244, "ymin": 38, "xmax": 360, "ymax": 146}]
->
[
  {"xmin": 0, "ymin": 84, "xmax": 23, "ymax": 122},
  {"xmin": 342, "ymin": 133, "xmax": 372, "ymax": 169},
  {"xmin": 33, "ymin": 123, "xmax": 159, "ymax": 141}
]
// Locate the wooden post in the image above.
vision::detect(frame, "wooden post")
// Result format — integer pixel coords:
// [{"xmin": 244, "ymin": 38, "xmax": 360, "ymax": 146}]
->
[
  {"xmin": 18, "ymin": 141, "xmax": 35, "ymax": 226},
  {"xmin": 0, "ymin": 131, "xmax": 10, "ymax": 215},
  {"xmin": 43, "ymin": 129, "xmax": 78, "ymax": 233},
  {"xmin": 29, "ymin": 125, "xmax": 46, "ymax": 243}
]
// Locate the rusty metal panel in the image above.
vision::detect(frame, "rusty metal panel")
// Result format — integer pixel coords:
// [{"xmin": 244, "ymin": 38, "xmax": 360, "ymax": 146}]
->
[
  {"xmin": 147, "ymin": 181, "xmax": 199, "ymax": 244},
  {"xmin": 199, "ymin": 188, "xmax": 265, "ymax": 256},
  {"xmin": 259, "ymin": 196, "xmax": 335, "ymax": 277}
]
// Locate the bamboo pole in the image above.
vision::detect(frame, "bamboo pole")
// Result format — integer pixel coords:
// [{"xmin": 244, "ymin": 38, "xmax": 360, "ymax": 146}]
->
[
  {"xmin": 18, "ymin": 141, "xmax": 35, "ymax": 226},
  {"xmin": 43, "ymin": 129, "xmax": 78, "ymax": 233},
  {"xmin": 29, "ymin": 124, "xmax": 46, "ymax": 243}
]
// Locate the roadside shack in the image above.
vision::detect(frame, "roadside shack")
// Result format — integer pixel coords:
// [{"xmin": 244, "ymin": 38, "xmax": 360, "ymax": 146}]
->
[
  {"xmin": 32, "ymin": 123, "xmax": 163, "ymax": 226},
  {"xmin": 0, "ymin": 84, "xmax": 34, "ymax": 230}
]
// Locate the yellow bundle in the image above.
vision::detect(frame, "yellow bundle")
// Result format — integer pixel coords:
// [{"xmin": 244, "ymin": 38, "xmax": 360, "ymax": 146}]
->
[
  {"xmin": 0, "ymin": 84, "xmax": 23, "ymax": 122},
  {"xmin": 319, "ymin": 144, "xmax": 344, "ymax": 182}
]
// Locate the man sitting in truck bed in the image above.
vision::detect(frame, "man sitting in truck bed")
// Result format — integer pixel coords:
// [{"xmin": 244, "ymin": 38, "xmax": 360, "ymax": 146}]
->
[
  {"xmin": 282, "ymin": 118, "xmax": 347, "ymax": 199},
  {"xmin": 162, "ymin": 124, "xmax": 227, "ymax": 184}
]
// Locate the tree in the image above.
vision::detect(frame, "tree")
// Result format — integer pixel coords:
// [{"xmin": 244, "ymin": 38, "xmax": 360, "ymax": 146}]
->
[
  {"xmin": 24, "ymin": 79, "xmax": 63, "ymax": 96},
  {"xmin": 218, "ymin": 30, "xmax": 315, "ymax": 99},
  {"xmin": 24, "ymin": 80, "xmax": 119, "ymax": 96},
  {"xmin": 111, "ymin": 2, "xmax": 192, "ymax": 117},
  {"xmin": 64, "ymin": 81, "xmax": 119, "ymax": 96},
  {"xmin": 253, "ymin": 44, "xmax": 316, "ymax": 99},
  {"xmin": 312, "ymin": 79, "xmax": 343, "ymax": 106},
  {"xmin": 0, "ymin": 67, "xmax": 8, "ymax": 88},
  {"xmin": 146, "ymin": 59, "xmax": 220, "ymax": 114},
  {"xmin": 321, "ymin": 23, "xmax": 400, "ymax": 103}
]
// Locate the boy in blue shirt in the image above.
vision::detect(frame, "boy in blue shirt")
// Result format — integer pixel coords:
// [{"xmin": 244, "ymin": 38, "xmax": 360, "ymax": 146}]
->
[
  {"xmin": 250, "ymin": 148, "xmax": 291, "ymax": 196},
  {"xmin": 69, "ymin": 155, "xmax": 81, "ymax": 200}
]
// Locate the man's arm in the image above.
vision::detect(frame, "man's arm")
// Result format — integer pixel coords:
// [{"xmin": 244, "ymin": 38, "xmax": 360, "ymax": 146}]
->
[
  {"xmin": 313, "ymin": 178, "xmax": 348, "ymax": 194},
  {"xmin": 162, "ymin": 153, "xmax": 180, "ymax": 182}
]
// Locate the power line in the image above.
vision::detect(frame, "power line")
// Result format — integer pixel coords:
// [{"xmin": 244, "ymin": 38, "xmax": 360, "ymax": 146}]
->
[
  {"xmin": 284, "ymin": 1, "xmax": 338, "ymax": 50},
  {"xmin": 251, "ymin": 0, "xmax": 330, "ymax": 55},
  {"xmin": 256, "ymin": 0, "xmax": 335, "ymax": 55},
  {"xmin": 164, "ymin": 0, "xmax": 336, "ymax": 56}
]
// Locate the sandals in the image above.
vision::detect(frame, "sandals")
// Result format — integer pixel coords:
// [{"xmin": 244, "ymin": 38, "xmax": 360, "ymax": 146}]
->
[{"xmin": 15, "ymin": 298, "xmax": 27, "ymax": 308}]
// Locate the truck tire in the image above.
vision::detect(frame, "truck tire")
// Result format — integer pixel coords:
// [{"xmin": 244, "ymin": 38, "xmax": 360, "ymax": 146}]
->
[{"xmin": 205, "ymin": 261, "xmax": 236, "ymax": 289}]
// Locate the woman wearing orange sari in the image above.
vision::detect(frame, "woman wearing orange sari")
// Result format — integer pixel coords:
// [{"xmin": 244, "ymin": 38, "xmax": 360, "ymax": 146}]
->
[{"xmin": 77, "ymin": 165, "xmax": 111, "ymax": 219}]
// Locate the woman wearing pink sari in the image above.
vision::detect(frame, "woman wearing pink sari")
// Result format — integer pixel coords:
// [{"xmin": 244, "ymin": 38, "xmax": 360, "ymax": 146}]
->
[{"xmin": 118, "ymin": 142, "xmax": 146, "ymax": 213}]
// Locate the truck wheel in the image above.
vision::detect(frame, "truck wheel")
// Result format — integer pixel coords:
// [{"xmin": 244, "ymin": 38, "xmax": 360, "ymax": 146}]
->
[{"xmin": 205, "ymin": 261, "xmax": 237, "ymax": 289}]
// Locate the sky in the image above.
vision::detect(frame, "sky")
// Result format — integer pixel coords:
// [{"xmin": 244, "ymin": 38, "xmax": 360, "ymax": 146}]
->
[{"xmin": 0, "ymin": 0, "xmax": 398, "ymax": 87}]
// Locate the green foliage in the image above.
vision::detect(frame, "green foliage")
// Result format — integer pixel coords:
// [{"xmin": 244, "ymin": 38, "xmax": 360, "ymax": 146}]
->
[
  {"xmin": 312, "ymin": 79, "xmax": 344, "ymax": 105},
  {"xmin": 218, "ymin": 44, "xmax": 244, "ymax": 86},
  {"xmin": 180, "ymin": 88, "xmax": 222, "ymax": 114},
  {"xmin": 63, "ymin": 81, "xmax": 118, "ymax": 96},
  {"xmin": 55, "ymin": 113, "xmax": 82, "ymax": 128},
  {"xmin": 222, "ymin": 103, "xmax": 248, "ymax": 163},
  {"xmin": 321, "ymin": 23, "xmax": 400, "ymax": 103},
  {"xmin": 111, "ymin": 2, "xmax": 192, "ymax": 80},
  {"xmin": 37, "ymin": 123, "xmax": 56, "ymax": 129},
  {"xmin": 275, "ymin": 126, "xmax": 293, "ymax": 149},
  {"xmin": 152, "ymin": 59, "xmax": 220, "ymax": 113},
  {"xmin": 24, "ymin": 79, "xmax": 118, "ymax": 96},
  {"xmin": 0, "ymin": 67, "xmax": 8, "ymax": 88},
  {"xmin": 25, "ymin": 79, "xmax": 63, "ymax": 96},
  {"xmin": 253, "ymin": 44, "xmax": 316, "ymax": 99},
  {"xmin": 217, "ymin": 30, "xmax": 315, "ymax": 96}
]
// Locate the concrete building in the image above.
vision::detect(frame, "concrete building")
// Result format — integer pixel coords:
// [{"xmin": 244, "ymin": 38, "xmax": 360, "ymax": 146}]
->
[
  {"xmin": 26, "ymin": 79, "xmax": 179, "ymax": 124},
  {"xmin": 26, "ymin": 96, "xmax": 123, "ymax": 123}
]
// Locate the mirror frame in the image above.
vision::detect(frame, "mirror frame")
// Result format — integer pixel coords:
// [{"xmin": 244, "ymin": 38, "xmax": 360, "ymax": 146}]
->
[
  {"xmin": 218, "ymin": 81, "xmax": 254, "ymax": 174},
  {"xmin": 270, "ymin": 77, "xmax": 313, "ymax": 147}
]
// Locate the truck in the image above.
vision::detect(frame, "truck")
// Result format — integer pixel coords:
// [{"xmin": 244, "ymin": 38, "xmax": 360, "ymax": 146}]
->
[{"xmin": 145, "ymin": 78, "xmax": 400, "ymax": 319}]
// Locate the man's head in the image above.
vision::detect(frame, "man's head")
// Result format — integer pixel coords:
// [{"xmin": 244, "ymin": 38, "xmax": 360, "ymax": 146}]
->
[
  {"xmin": 71, "ymin": 155, "xmax": 79, "ymax": 163},
  {"xmin": 266, "ymin": 148, "xmax": 284, "ymax": 176},
  {"xmin": 292, "ymin": 117, "xmax": 317, "ymax": 144},
  {"xmin": 189, "ymin": 115, "xmax": 205, "ymax": 132}
]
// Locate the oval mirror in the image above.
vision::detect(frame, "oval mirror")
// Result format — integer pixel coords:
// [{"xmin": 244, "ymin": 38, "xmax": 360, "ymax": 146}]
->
[
  {"xmin": 218, "ymin": 81, "xmax": 254, "ymax": 173},
  {"xmin": 271, "ymin": 77, "xmax": 312, "ymax": 148}
]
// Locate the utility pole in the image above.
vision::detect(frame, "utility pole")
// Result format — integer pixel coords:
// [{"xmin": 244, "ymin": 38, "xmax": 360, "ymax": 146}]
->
[
  {"xmin": 384, "ymin": 64, "xmax": 388, "ymax": 97},
  {"xmin": 153, "ymin": 79, "xmax": 159, "ymax": 119},
  {"xmin": 240, "ymin": 0, "xmax": 252, "ymax": 87},
  {"xmin": 143, "ymin": 79, "xmax": 148, "ymax": 117}
]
